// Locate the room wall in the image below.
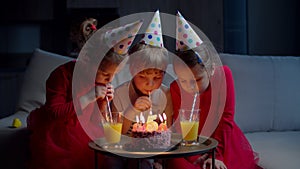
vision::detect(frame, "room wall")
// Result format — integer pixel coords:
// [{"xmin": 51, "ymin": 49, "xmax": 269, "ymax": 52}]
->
[
  {"xmin": 118, "ymin": 0, "xmax": 224, "ymax": 52},
  {"xmin": 248, "ymin": 0, "xmax": 300, "ymax": 55},
  {"xmin": 0, "ymin": 0, "xmax": 299, "ymax": 118}
]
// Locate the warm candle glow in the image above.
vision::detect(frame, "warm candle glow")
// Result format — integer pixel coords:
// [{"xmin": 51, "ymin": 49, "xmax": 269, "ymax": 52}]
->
[
  {"xmin": 159, "ymin": 114, "xmax": 163, "ymax": 123},
  {"xmin": 163, "ymin": 113, "xmax": 167, "ymax": 121},
  {"xmin": 140, "ymin": 112, "xmax": 145, "ymax": 124}
]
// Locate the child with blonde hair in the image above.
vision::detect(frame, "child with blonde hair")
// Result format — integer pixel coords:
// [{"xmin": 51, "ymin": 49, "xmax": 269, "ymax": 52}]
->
[{"xmin": 111, "ymin": 10, "xmax": 173, "ymax": 169}]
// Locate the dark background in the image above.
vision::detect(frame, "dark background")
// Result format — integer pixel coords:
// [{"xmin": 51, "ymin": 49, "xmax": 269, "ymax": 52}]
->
[
  {"xmin": 1, "ymin": 0, "xmax": 300, "ymax": 67},
  {"xmin": 0, "ymin": 0, "xmax": 299, "ymax": 117}
]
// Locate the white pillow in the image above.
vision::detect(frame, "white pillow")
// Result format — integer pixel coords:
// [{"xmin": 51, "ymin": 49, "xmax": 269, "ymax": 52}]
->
[
  {"xmin": 220, "ymin": 53, "xmax": 274, "ymax": 133},
  {"xmin": 16, "ymin": 48, "xmax": 72, "ymax": 113},
  {"xmin": 272, "ymin": 56, "xmax": 300, "ymax": 131}
]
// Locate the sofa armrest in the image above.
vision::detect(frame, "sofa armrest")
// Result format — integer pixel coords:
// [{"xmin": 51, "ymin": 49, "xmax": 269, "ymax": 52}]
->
[{"xmin": 0, "ymin": 111, "xmax": 30, "ymax": 169}]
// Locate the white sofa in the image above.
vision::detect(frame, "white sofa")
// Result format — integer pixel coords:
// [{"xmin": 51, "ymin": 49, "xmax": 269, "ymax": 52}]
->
[
  {"xmin": 1, "ymin": 49, "xmax": 299, "ymax": 169},
  {"xmin": 220, "ymin": 53, "xmax": 300, "ymax": 169}
]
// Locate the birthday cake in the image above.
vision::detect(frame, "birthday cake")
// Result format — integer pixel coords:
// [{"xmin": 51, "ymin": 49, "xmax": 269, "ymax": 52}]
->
[{"xmin": 124, "ymin": 120, "xmax": 172, "ymax": 151}]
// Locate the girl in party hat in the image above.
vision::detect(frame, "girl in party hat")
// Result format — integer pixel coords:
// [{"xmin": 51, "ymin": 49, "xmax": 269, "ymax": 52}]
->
[
  {"xmin": 167, "ymin": 11, "xmax": 260, "ymax": 169},
  {"xmin": 27, "ymin": 20, "xmax": 143, "ymax": 169},
  {"xmin": 111, "ymin": 10, "xmax": 172, "ymax": 169}
]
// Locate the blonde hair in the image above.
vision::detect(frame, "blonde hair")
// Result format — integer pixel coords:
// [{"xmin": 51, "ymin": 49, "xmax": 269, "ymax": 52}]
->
[{"xmin": 128, "ymin": 43, "xmax": 169, "ymax": 76}]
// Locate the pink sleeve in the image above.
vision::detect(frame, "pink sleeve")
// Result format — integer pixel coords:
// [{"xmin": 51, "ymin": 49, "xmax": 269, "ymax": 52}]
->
[
  {"xmin": 211, "ymin": 66, "xmax": 235, "ymax": 161},
  {"xmin": 170, "ymin": 81, "xmax": 182, "ymax": 132},
  {"xmin": 44, "ymin": 64, "xmax": 77, "ymax": 120}
]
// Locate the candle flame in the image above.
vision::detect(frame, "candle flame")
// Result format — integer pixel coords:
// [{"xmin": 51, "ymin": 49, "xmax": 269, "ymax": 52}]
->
[
  {"xmin": 140, "ymin": 112, "xmax": 145, "ymax": 124},
  {"xmin": 163, "ymin": 113, "xmax": 167, "ymax": 121},
  {"xmin": 159, "ymin": 114, "xmax": 163, "ymax": 123}
]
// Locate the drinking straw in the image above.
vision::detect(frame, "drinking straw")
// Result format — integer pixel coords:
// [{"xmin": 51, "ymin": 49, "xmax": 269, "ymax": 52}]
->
[
  {"xmin": 190, "ymin": 92, "xmax": 198, "ymax": 121},
  {"xmin": 149, "ymin": 91, "xmax": 153, "ymax": 115},
  {"xmin": 106, "ymin": 96, "xmax": 113, "ymax": 123}
]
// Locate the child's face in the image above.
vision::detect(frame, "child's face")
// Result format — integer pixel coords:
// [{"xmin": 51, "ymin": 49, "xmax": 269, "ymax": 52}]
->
[
  {"xmin": 133, "ymin": 69, "xmax": 165, "ymax": 95},
  {"xmin": 95, "ymin": 64, "xmax": 119, "ymax": 85},
  {"xmin": 175, "ymin": 63, "xmax": 210, "ymax": 94}
]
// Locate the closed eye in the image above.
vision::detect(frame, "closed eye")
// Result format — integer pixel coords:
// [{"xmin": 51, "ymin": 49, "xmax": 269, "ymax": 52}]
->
[
  {"xmin": 179, "ymin": 79, "xmax": 187, "ymax": 83},
  {"xmin": 102, "ymin": 72, "xmax": 109, "ymax": 76},
  {"xmin": 154, "ymin": 76, "xmax": 162, "ymax": 80},
  {"xmin": 196, "ymin": 77, "xmax": 202, "ymax": 82},
  {"xmin": 138, "ymin": 75, "xmax": 146, "ymax": 79}
]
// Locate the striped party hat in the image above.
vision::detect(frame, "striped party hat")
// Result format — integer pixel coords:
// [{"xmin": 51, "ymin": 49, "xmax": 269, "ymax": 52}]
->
[
  {"xmin": 105, "ymin": 20, "xmax": 143, "ymax": 54},
  {"xmin": 176, "ymin": 11, "xmax": 203, "ymax": 51},
  {"xmin": 140, "ymin": 10, "xmax": 164, "ymax": 47}
]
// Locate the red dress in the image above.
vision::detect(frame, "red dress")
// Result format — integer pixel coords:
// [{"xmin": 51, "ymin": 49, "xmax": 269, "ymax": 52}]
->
[
  {"xmin": 27, "ymin": 61, "xmax": 105, "ymax": 169},
  {"xmin": 168, "ymin": 66, "xmax": 259, "ymax": 169}
]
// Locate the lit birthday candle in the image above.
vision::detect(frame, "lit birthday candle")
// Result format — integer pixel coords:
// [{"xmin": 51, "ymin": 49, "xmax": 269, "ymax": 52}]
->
[
  {"xmin": 159, "ymin": 114, "xmax": 163, "ymax": 123},
  {"xmin": 163, "ymin": 113, "xmax": 167, "ymax": 124},
  {"xmin": 136, "ymin": 115, "xmax": 140, "ymax": 123},
  {"xmin": 140, "ymin": 112, "xmax": 145, "ymax": 124}
]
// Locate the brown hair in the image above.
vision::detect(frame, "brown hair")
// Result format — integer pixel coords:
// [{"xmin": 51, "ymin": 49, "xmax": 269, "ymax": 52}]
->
[
  {"xmin": 174, "ymin": 42, "xmax": 214, "ymax": 76},
  {"xmin": 99, "ymin": 48, "xmax": 129, "ymax": 70}
]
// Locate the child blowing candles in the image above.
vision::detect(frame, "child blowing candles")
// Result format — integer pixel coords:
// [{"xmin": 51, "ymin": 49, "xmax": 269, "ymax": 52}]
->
[
  {"xmin": 166, "ymin": 11, "xmax": 260, "ymax": 169},
  {"xmin": 112, "ymin": 10, "xmax": 173, "ymax": 137},
  {"xmin": 111, "ymin": 10, "xmax": 173, "ymax": 169},
  {"xmin": 26, "ymin": 20, "xmax": 142, "ymax": 169}
]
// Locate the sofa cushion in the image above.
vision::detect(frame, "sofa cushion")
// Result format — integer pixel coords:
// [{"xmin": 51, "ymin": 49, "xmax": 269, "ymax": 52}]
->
[
  {"xmin": 245, "ymin": 131, "xmax": 300, "ymax": 169},
  {"xmin": 272, "ymin": 56, "xmax": 300, "ymax": 131},
  {"xmin": 220, "ymin": 53, "xmax": 274, "ymax": 132},
  {"xmin": 16, "ymin": 48, "xmax": 72, "ymax": 114},
  {"xmin": 220, "ymin": 53, "xmax": 300, "ymax": 132},
  {"xmin": 0, "ymin": 111, "xmax": 28, "ymax": 128}
]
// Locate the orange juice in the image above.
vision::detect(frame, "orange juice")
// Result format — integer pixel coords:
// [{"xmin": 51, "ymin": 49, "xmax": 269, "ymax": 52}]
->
[
  {"xmin": 180, "ymin": 121, "xmax": 199, "ymax": 141},
  {"xmin": 103, "ymin": 123, "xmax": 122, "ymax": 144}
]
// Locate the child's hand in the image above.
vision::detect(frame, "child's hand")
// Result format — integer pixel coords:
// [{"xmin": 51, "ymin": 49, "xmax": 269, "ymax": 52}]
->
[
  {"xmin": 95, "ymin": 84, "xmax": 114, "ymax": 101},
  {"xmin": 153, "ymin": 162, "xmax": 162, "ymax": 169},
  {"xmin": 105, "ymin": 84, "xmax": 114, "ymax": 102},
  {"xmin": 193, "ymin": 153, "xmax": 208, "ymax": 165},
  {"xmin": 134, "ymin": 96, "xmax": 151, "ymax": 112},
  {"xmin": 95, "ymin": 85, "xmax": 108, "ymax": 100},
  {"xmin": 202, "ymin": 158, "xmax": 227, "ymax": 169},
  {"xmin": 80, "ymin": 84, "xmax": 113, "ymax": 110},
  {"xmin": 193, "ymin": 154, "xmax": 227, "ymax": 169}
]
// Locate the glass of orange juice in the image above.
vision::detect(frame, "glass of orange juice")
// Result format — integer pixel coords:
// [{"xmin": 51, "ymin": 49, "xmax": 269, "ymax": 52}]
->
[
  {"xmin": 179, "ymin": 109, "xmax": 200, "ymax": 146},
  {"xmin": 102, "ymin": 112, "xmax": 123, "ymax": 145}
]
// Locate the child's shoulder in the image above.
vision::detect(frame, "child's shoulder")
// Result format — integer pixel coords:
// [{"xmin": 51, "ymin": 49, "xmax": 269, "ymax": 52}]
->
[
  {"xmin": 169, "ymin": 80, "xmax": 179, "ymax": 90},
  {"xmin": 115, "ymin": 81, "xmax": 130, "ymax": 90},
  {"xmin": 160, "ymin": 84, "xmax": 171, "ymax": 94},
  {"xmin": 48, "ymin": 61, "xmax": 75, "ymax": 79},
  {"xmin": 222, "ymin": 65, "xmax": 231, "ymax": 72},
  {"xmin": 222, "ymin": 65, "xmax": 233, "ymax": 79}
]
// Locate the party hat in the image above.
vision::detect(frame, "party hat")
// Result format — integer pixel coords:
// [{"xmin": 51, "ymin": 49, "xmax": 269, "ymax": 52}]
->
[
  {"xmin": 105, "ymin": 20, "xmax": 143, "ymax": 54},
  {"xmin": 140, "ymin": 10, "xmax": 164, "ymax": 47},
  {"xmin": 176, "ymin": 11, "xmax": 203, "ymax": 51}
]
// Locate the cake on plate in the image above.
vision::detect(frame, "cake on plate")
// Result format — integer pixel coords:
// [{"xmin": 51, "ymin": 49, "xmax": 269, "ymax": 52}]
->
[{"xmin": 124, "ymin": 120, "xmax": 172, "ymax": 151}]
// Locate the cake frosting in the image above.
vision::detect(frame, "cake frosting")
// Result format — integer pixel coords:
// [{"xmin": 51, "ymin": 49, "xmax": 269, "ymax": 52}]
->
[{"xmin": 124, "ymin": 121, "xmax": 171, "ymax": 151}]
